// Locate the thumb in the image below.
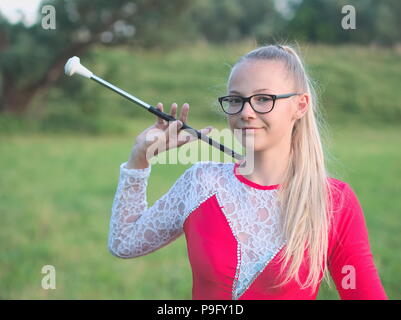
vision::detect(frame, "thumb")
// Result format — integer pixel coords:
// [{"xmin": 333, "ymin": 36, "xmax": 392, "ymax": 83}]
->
[{"xmin": 191, "ymin": 126, "xmax": 213, "ymax": 139}]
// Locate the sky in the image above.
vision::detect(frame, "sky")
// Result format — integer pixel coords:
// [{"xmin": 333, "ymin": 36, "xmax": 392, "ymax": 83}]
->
[
  {"xmin": 0, "ymin": 0, "xmax": 42, "ymax": 25},
  {"xmin": 0, "ymin": 0, "xmax": 299, "ymax": 26}
]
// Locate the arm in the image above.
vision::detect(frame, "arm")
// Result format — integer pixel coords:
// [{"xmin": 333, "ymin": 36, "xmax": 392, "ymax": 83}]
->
[
  {"xmin": 328, "ymin": 183, "xmax": 388, "ymax": 299},
  {"xmin": 108, "ymin": 161, "xmax": 199, "ymax": 259}
]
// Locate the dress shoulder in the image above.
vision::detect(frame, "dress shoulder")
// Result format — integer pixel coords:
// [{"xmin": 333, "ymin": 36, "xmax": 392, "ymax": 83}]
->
[
  {"xmin": 327, "ymin": 176, "xmax": 348, "ymax": 191},
  {"xmin": 189, "ymin": 161, "xmax": 234, "ymax": 180}
]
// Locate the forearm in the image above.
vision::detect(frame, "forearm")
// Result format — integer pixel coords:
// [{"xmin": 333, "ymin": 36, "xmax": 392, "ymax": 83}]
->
[{"xmin": 108, "ymin": 162, "xmax": 151, "ymax": 258}]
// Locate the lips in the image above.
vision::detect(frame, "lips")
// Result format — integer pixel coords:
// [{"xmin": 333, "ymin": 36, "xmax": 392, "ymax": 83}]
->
[
  {"xmin": 239, "ymin": 128, "xmax": 263, "ymax": 135},
  {"xmin": 240, "ymin": 127, "xmax": 263, "ymax": 131}
]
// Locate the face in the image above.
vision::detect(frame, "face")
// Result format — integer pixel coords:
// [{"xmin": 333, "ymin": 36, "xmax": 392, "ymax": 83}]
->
[{"xmin": 226, "ymin": 59, "xmax": 309, "ymax": 152}]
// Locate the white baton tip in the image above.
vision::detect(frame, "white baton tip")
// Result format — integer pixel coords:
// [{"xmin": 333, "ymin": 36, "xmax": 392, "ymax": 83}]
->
[{"xmin": 64, "ymin": 56, "xmax": 93, "ymax": 78}]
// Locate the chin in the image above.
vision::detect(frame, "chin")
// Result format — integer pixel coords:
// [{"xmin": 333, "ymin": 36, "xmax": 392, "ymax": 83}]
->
[
  {"xmin": 245, "ymin": 145, "xmax": 268, "ymax": 153},
  {"xmin": 239, "ymin": 136, "xmax": 267, "ymax": 152}
]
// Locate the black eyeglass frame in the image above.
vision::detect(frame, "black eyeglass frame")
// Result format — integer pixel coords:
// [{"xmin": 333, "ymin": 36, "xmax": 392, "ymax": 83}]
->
[{"xmin": 218, "ymin": 93, "xmax": 301, "ymax": 115}]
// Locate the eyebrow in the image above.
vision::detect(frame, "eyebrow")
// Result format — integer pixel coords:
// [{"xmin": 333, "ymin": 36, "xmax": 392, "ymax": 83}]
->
[{"xmin": 228, "ymin": 88, "xmax": 272, "ymax": 95}]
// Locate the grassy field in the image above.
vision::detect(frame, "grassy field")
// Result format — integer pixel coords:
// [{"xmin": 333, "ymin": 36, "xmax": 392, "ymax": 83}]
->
[{"xmin": 0, "ymin": 120, "xmax": 400, "ymax": 300}]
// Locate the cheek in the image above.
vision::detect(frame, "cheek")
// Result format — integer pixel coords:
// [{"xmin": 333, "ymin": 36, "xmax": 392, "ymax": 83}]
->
[
  {"xmin": 263, "ymin": 107, "xmax": 293, "ymax": 130},
  {"xmin": 258, "ymin": 114, "xmax": 293, "ymax": 144}
]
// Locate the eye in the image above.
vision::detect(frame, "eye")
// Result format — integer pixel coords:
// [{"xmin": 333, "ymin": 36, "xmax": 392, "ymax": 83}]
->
[
  {"xmin": 224, "ymin": 96, "xmax": 242, "ymax": 104},
  {"xmin": 255, "ymin": 95, "xmax": 272, "ymax": 102}
]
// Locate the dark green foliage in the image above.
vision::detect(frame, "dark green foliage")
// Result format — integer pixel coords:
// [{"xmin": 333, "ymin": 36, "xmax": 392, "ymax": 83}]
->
[{"xmin": 0, "ymin": 0, "xmax": 193, "ymax": 114}]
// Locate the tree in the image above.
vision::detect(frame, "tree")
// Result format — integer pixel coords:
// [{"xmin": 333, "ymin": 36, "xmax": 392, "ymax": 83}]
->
[
  {"xmin": 286, "ymin": 0, "xmax": 401, "ymax": 45},
  {"xmin": 0, "ymin": 0, "xmax": 193, "ymax": 114},
  {"xmin": 185, "ymin": 0, "xmax": 283, "ymax": 43}
]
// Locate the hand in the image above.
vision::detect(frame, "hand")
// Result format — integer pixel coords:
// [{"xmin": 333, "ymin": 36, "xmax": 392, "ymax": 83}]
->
[{"xmin": 127, "ymin": 102, "xmax": 213, "ymax": 168}]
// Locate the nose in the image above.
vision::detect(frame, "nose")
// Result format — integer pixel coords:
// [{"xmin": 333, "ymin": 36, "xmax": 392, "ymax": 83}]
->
[{"xmin": 240, "ymin": 101, "xmax": 257, "ymax": 119}]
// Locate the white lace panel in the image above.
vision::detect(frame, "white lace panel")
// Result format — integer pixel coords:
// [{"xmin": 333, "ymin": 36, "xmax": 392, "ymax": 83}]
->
[
  {"xmin": 109, "ymin": 161, "xmax": 285, "ymax": 300},
  {"xmin": 217, "ymin": 164, "xmax": 285, "ymax": 299}
]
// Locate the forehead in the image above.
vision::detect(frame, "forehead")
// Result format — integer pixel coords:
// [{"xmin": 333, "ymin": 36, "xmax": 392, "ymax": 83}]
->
[{"xmin": 228, "ymin": 60, "xmax": 292, "ymax": 92}]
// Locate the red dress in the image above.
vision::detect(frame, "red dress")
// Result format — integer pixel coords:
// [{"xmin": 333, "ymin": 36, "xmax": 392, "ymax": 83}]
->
[{"xmin": 109, "ymin": 161, "xmax": 387, "ymax": 300}]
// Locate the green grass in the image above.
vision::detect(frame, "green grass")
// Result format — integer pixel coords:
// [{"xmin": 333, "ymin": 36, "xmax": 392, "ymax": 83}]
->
[{"xmin": 0, "ymin": 120, "xmax": 400, "ymax": 299}]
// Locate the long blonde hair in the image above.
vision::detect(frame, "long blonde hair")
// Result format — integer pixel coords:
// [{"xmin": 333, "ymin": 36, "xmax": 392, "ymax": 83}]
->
[{"xmin": 230, "ymin": 43, "xmax": 340, "ymax": 292}]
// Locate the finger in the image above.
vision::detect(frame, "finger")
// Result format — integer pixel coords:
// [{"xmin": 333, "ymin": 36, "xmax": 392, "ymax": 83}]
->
[
  {"xmin": 179, "ymin": 103, "xmax": 189, "ymax": 124},
  {"xmin": 156, "ymin": 102, "xmax": 167, "ymax": 126},
  {"xmin": 170, "ymin": 103, "xmax": 178, "ymax": 119}
]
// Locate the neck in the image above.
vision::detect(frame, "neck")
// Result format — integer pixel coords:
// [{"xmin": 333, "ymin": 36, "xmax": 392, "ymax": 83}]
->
[{"xmin": 241, "ymin": 141, "xmax": 292, "ymax": 187}]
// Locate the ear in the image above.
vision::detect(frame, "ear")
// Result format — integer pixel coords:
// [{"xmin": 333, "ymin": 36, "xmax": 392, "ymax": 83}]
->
[{"xmin": 294, "ymin": 93, "xmax": 309, "ymax": 120}]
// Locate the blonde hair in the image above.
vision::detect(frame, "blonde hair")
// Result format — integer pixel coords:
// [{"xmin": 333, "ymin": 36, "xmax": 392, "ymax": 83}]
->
[{"xmin": 230, "ymin": 43, "xmax": 340, "ymax": 292}]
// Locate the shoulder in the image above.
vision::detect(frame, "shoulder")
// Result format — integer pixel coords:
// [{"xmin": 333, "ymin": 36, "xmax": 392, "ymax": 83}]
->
[
  {"xmin": 186, "ymin": 161, "xmax": 233, "ymax": 177},
  {"xmin": 179, "ymin": 161, "xmax": 233, "ymax": 187},
  {"xmin": 176, "ymin": 161, "xmax": 233, "ymax": 195},
  {"xmin": 326, "ymin": 177, "xmax": 366, "ymax": 230},
  {"xmin": 326, "ymin": 177, "xmax": 357, "ymax": 208},
  {"xmin": 327, "ymin": 176, "xmax": 348, "ymax": 193}
]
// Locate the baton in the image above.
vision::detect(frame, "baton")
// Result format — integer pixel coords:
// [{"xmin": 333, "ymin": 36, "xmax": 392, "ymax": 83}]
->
[{"xmin": 64, "ymin": 56, "xmax": 243, "ymax": 161}]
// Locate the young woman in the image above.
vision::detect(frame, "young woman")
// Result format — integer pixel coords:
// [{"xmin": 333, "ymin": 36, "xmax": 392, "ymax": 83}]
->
[{"xmin": 108, "ymin": 44, "xmax": 387, "ymax": 300}]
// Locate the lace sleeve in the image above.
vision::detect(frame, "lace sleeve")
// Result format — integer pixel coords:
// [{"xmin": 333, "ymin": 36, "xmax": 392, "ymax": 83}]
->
[{"xmin": 108, "ymin": 161, "xmax": 201, "ymax": 259}]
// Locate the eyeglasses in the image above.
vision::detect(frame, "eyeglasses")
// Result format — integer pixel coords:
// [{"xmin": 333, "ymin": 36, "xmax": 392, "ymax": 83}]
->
[{"xmin": 218, "ymin": 93, "xmax": 301, "ymax": 115}]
